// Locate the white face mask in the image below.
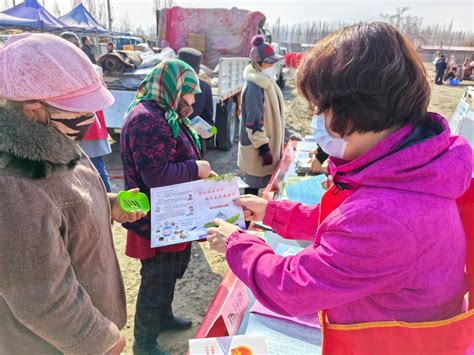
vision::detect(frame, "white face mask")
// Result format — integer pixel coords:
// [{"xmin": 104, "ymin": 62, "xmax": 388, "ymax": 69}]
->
[
  {"xmin": 262, "ymin": 66, "xmax": 276, "ymax": 80},
  {"xmin": 311, "ymin": 114, "xmax": 348, "ymax": 159}
]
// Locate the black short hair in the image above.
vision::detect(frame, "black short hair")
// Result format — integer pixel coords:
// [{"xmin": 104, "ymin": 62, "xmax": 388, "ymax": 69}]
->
[{"xmin": 59, "ymin": 32, "xmax": 81, "ymax": 48}]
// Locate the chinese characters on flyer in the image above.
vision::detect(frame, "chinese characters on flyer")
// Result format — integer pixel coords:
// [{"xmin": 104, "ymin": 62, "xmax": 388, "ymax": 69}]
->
[{"xmin": 150, "ymin": 177, "xmax": 246, "ymax": 248}]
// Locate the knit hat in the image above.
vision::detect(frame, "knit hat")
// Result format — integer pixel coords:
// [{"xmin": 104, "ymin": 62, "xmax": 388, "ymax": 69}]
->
[
  {"xmin": 0, "ymin": 33, "xmax": 114, "ymax": 113},
  {"xmin": 250, "ymin": 35, "xmax": 282, "ymax": 65},
  {"xmin": 178, "ymin": 47, "xmax": 202, "ymax": 74}
]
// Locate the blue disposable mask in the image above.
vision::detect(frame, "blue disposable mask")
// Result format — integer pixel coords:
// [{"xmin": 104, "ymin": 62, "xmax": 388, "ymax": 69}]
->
[{"xmin": 311, "ymin": 114, "xmax": 348, "ymax": 159}]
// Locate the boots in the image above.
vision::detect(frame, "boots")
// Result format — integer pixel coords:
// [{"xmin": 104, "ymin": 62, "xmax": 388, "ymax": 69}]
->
[
  {"xmin": 160, "ymin": 316, "xmax": 193, "ymax": 332},
  {"xmin": 132, "ymin": 342, "xmax": 171, "ymax": 355}
]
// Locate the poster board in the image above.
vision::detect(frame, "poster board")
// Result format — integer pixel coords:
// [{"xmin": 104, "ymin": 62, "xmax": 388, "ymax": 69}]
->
[{"xmin": 451, "ymin": 86, "xmax": 474, "ymax": 147}]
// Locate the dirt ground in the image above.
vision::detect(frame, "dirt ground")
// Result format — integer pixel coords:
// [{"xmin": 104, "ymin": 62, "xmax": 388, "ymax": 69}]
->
[{"xmin": 104, "ymin": 67, "xmax": 470, "ymax": 354}]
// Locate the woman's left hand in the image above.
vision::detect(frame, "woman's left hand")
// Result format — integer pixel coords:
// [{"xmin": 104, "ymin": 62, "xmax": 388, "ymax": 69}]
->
[
  {"xmin": 207, "ymin": 219, "xmax": 241, "ymax": 253},
  {"xmin": 111, "ymin": 188, "xmax": 148, "ymax": 224}
]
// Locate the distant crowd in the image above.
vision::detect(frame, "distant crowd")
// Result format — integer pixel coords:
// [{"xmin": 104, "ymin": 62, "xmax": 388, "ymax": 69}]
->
[{"xmin": 434, "ymin": 53, "xmax": 474, "ymax": 85}]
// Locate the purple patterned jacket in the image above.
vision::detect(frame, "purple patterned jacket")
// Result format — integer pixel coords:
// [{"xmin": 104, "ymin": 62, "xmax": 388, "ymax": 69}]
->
[{"xmin": 120, "ymin": 100, "xmax": 201, "ymax": 246}]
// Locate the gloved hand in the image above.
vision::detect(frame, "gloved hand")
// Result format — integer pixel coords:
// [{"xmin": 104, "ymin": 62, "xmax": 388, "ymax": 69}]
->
[
  {"xmin": 261, "ymin": 151, "xmax": 273, "ymax": 166},
  {"xmin": 258, "ymin": 144, "xmax": 273, "ymax": 167}
]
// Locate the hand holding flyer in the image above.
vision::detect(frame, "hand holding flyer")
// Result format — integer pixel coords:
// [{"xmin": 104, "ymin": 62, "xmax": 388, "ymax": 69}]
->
[{"xmin": 150, "ymin": 175, "xmax": 246, "ymax": 248}]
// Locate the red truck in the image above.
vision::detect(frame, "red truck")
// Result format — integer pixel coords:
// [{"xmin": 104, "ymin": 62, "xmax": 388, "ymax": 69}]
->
[{"xmin": 156, "ymin": 6, "xmax": 286, "ymax": 150}]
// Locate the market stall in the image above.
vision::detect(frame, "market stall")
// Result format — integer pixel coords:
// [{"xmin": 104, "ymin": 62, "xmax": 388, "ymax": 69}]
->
[
  {"xmin": 0, "ymin": 12, "xmax": 41, "ymax": 29},
  {"xmin": 3, "ymin": 0, "xmax": 67, "ymax": 31},
  {"xmin": 59, "ymin": 3, "xmax": 110, "ymax": 34}
]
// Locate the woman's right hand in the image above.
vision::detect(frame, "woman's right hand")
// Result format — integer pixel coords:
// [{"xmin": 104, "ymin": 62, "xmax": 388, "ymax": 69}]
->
[
  {"xmin": 196, "ymin": 160, "xmax": 212, "ymax": 179},
  {"xmin": 234, "ymin": 195, "xmax": 269, "ymax": 222}
]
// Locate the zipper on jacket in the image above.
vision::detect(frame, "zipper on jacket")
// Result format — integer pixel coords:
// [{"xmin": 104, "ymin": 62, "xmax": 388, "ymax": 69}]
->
[{"xmin": 332, "ymin": 180, "xmax": 351, "ymax": 195}]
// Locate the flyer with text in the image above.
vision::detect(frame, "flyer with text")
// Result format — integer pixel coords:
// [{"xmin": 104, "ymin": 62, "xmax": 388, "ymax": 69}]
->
[
  {"xmin": 150, "ymin": 177, "xmax": 245, "ymax": 248},
  {"xmin": 189, "ymin": 334, "xmax": 268, "ymax": 355}
]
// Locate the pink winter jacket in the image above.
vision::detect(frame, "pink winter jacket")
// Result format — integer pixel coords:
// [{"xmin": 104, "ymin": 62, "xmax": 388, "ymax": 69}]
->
[{"xmin": 226, "ymin": 113, "xmax": 473, "ymax": 325}]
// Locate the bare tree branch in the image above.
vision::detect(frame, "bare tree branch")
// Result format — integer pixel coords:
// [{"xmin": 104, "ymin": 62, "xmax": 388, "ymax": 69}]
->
[
  {"xmin": 83, "ymin": 0, "xmax": 108, "ymax": 27},
  {"xmin": 153, "ymin": 0, "xmax": 174, "ymax": 12},
  {"xmin": 270, "ymin": 11, "xmax": 472, "ymax": 55},
  {"xmin": 119, "ymin": 13, "xmax": 132, "ymax": 33},
  {"xmin": 0, "ymin": 0, "xmax": 10, "ymax": 11},
  {"xmin": 52, "ymin": 0, "xmax": 61, "ymax": 17}
]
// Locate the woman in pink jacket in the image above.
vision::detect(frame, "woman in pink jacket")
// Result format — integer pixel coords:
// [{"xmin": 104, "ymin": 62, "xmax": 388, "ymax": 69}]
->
[{"xmin": 207, "ymin": 22, "xmax": 472, "ymax": 330}]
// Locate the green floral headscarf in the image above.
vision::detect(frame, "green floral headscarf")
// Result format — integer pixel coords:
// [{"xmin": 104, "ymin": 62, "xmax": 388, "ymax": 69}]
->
[{"xmin": 127, "ymin": 59, "xmax": 202, "ymax": 149}]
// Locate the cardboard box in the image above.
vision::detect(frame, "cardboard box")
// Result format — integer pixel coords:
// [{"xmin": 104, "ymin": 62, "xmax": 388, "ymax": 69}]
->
[
  {"xmin": 188, "ymin": 33, "xmax": 206, "ymax": 52},
  {"xmin": 123, "ymin": 44, "xmax": 135, "ymax": 51}
]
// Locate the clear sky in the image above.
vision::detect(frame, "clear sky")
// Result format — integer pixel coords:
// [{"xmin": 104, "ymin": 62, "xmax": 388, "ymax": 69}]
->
[{"xmin": 15, "ymin": 0, "xmax": 474, "ymax": 32}]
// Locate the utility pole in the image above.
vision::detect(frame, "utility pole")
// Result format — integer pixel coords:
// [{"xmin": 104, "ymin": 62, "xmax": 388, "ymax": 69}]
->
[{"xmin": 107, "ymin": 0, "xmax": 112, "ymax": 30}]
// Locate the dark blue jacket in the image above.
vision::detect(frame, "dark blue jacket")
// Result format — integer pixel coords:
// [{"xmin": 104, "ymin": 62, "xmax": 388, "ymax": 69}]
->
[
  {"xmin": 435, "ymin": 58, "xmax": 447, "ymax": 74},
  {"xmin": 190, "ymin": 79, "xmax": 214, "ymax": 124}
]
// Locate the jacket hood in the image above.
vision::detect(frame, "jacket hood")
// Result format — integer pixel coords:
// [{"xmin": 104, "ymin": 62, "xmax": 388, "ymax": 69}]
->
[
  {"xmin": 329, "ymin": 113, "xmax": 473, "ymax": 200},
  {"xmin": 243, "ymin": 65, "xmax": 272, "ymax": 90},
  {"xmin": 0, "ymin": 108, "xmax": 82, "ymax": 177}
]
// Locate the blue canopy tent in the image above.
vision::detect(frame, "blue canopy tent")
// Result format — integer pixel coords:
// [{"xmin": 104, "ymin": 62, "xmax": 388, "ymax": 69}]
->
[
  {"xmin": 60, "ymin": 4, "xmax": 109, "ymax": 34},
  {"xmin": 3, "ymin": 0, "xmax": 67, "ymax": 31},
  {"xmin": 0, "ymin": 12, "xmax": 41, "ymax": 29}
]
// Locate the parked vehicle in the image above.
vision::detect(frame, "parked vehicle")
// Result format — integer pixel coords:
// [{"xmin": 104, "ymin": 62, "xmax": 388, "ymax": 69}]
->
[
  {"xmin": 156, "ymin": 6, "xmax": 287, "ymax": 149},
  {"xmin": 112, "ymin": 36, "xmax": 145, "ymax": 50},
  {"xmin": 103, "ymin": 57, "xmax": 249, "ymax": 151},
  {"xmin": 102, "ymin": 7, "xmax": 272, "ymax": 151}
]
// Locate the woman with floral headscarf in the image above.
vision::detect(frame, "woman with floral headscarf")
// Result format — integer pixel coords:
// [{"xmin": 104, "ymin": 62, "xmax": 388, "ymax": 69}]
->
[{"xmin": 120, "ymin": 59, "xmax": 214, "ymax": 355}]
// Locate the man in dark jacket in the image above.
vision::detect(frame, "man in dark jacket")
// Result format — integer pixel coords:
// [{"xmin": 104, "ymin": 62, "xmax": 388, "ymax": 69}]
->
[
  {"xmin": 82, "ymin": 36, "xmax": 97, "ymax": 64},
  {"xmin": 435, "ymin": 55, "xmax": 447, "ymax": 85},
  {"xmin": 107, "ymin": 41, "xmax": 115, "ymax": 54},
  {"xmin": 178, "ymin": 48, "xmax": 214, "ymax": 124}
]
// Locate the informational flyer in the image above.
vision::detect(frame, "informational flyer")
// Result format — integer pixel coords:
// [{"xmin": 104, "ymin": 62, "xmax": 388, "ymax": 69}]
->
[
  {"xmin": 245, "ymin": 314, "xmax": 322, "ymax": 355},
  {"xmin": 189, "ymin": 334, "xmax": 268, "ymax": 355},
  {"xmin": 250, "ymin": 300, "xmax": 320, "ymax": 329},
  {"xmin": 285, "ymin": 175, "xmax": 327, "ymax": 205},
  {"xmin": 150, "ymin": 176, "xmax": 246, "ymax": 248}
]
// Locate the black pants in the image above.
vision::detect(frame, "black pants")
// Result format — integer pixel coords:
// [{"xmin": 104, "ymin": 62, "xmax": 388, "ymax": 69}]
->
[
  {"xmin": 435, "ymin": 71, "xmax": 444, "ymax": 85},
  {"xmin": 134, "ymin": 244, "xmax": 192, "ymax": 347}
]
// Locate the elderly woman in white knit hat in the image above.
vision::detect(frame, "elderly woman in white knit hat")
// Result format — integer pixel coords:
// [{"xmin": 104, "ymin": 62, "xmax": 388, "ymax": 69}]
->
[
  {"xmin": 238, "ymin": 35, "xmax": 285, "ymax": 196},
  {"xmin": 0, "ymin": 33, "xmax": 145, "ymax": 355}
]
